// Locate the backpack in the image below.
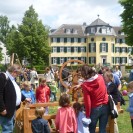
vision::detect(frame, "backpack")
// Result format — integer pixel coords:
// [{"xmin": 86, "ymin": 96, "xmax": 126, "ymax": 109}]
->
[{"xmin": 108, "ymin": 95, "xmax": 118, "ymax": 119}]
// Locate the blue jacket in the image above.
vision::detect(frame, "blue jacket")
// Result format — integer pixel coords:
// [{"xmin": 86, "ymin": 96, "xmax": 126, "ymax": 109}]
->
[
  {"xmin": 21, "ymin": 89, "xmax": 35, "ymax": 103},
  {"xmin": 31, "ymin": 117, "xmax": 50, "ymax": 133},
  {"xmin": 129, "ymin": 70, "xmax": 133, "ymax": 82},
  {"xmin": 127, "ymin": 93, "xmax": 133, "ymax": 117}
]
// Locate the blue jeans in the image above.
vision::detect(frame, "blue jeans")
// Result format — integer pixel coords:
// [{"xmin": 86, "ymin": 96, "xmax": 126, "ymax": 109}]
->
[
  {"xmin": 89, "ymin": 104, "xmax": 109, "ymax": 133},
  {"xmin": 0, "ymin": 115, "xmax": 14, "ymax": 133}
]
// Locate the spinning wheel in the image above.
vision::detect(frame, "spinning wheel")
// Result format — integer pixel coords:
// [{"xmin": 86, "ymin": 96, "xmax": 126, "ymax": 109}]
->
[{"xmin": 59, "ymin": 59, "xmax": 85, "ymax": 101}]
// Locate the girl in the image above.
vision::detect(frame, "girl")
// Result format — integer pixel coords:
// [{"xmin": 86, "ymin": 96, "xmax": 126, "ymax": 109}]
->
[
  {"xmin": 55, "ymin": 93, "xmax": 77, "ymax": 133},
  {"xmin": 21, "ymin": 81, "xmax": 35, "ymax": 104},
  {"xmin": 73, "ymin": 102, "xmax": 91, "ymax": 133},
  {"xmin": 126, "ymin": 81, "xmax": 133, "ymax": 131},
  {"xmin": 36, "ymin": 78, "xmax": 50, "ymax": 114}
]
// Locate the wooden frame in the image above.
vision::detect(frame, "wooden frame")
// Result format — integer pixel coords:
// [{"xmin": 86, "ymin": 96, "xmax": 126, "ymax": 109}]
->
[{"xmin": 15, "ymin": 102, "xmax": 123, "ymax": 133}]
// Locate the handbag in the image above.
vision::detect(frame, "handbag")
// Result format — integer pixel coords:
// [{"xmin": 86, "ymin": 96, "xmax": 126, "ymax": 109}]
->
[{"xmin": 108, "ymin": 95, "xmax": 118, "ymax": 119}]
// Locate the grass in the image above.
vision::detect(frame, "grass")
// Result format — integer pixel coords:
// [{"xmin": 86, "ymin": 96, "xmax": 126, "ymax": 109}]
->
[
  {"xmin": 0, "ymin": 94, "xmax": 132, "ymax": 133},
  {"xmin": 117, "ymin": 96, "xmax": 132, "ymax": 133}
]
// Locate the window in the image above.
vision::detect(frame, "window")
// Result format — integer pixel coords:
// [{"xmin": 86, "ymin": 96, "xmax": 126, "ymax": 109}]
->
[
  {"xmin": 57, "ymin": 38, "xmax": 60, "ymax": 43},
  {"xmin": 78, "ymin": 38, "xmax": 81, "ymax": 43},
  {"xmin": 53, "ymin": 58, "xmax": 57, "ymax": 64},
  {"xmin": 116, "ymin": 57, "xmax": 120, "ymax": 64},
  {"xmin": 53, "ymin": 47, "xmax": 57, "ymax": 53},
  {"xmin": 67, "ymin": 38, "xmax": 71, "ymax": 42},
  {"xmin": 91, "ymin": 37, "xmax": 94, "ymax": 42},
  {"xmin": 60, "ymin": 57, "xmax": 64, "ymax": 64},
  {"xmin": 60, "ymin": 47, "xmax": 64, "ymax": 52},
  {"xmin": 65, "ymin": 29, "xmax": 71, "ymax": 34},
  {"xmin": 64, "ymin": 38, "xmax": 67, "ymax": 43},
  {"xmin": 90, "ymin": 57, "xmax": 95, "ymax": 64},
  {"xmin": 74, "ymin": 57, "xmax": 78, "ymax": 64},
  {"xmin": 81, "ymin": 38, "xmax": 85, "ymax": 43},
  {"xmin": 53, "ymin": 38, "xmax": 57, "ymax": 42},
  {"xmin": 81, "ymin": 57, "xmax": 85, "ymax": 62},
  {"xmin": 116, "ymin": 47, "xmax": 120, "ymax": 53},
  {"xmin": 102, "ymin": 37, "xmax": 106, "ymax": 41},
  {"xmin": 81, "ymin": 47, "xmax": 85, "ymax": 52},
  {"xmin": 67, "ymin": 47, "xmax": 71, "ymax": 52},
  {"xmin": 121, "ymin": 48, "xmax": 126, "ymax": 53},
  {"xmin": 91, "ymin": 28, "xmax": 95, "ymax": 33},
  {"xmin": 91, "ymin": 43, "xmax": 95, "ymax": 52},
  {"xmin": 128, "ymin": 47, "xmax": 132, "ymax": 53},
  {"xmin": 102, "ymin": 43, "xmax": 106, "ymax": 52},
  {"xmin": 74, "ymin": 38, "xmax": 78, "ymax": 42},
  {"xmin": 74, "ymin": 47, "xmax": 78, "ymax": 52},
  {"xmin": 67, "ymin": 57, "xmax": 71, "ymax": 61},
  {"xmin": 121, "ymin": 58, "xmax": 126, "ymax": 64},
  {"xmin": 71, "ymin": 38, "xmax": 74, "ymax": 43}
]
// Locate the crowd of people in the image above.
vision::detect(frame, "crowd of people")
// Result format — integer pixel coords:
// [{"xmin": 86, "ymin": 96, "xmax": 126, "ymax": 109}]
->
[{"xmin": 0, "ymin": 64, "xmax": 133, "ymax": 133}]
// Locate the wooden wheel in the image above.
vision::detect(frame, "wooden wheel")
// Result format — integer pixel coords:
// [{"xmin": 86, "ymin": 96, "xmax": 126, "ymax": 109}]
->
[{"xmin": 59, "ymin": 59, "xmax": 85, "ymax": 101}]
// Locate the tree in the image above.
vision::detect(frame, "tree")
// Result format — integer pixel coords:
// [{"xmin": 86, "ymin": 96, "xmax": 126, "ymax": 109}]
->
[
  {"xmin": 119, "ymin": 0, "xmax": 133, "ymax": 46},
  {"xmin": 0, "ymin": 47, "xmax": 3, "ymax": 62},
  {"xmin": 6, "ymin": 5, "xmax": 51, "ymax": 66},
  {"xmin": 0, "ymin": 15, "xmax": 10, "ymax": 44}
]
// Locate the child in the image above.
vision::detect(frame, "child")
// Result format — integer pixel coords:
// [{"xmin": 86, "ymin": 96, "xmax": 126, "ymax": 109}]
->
[
  {"xmin": 49, "ymin": 81, "xmax": 58, "ymax": 101},
  {"xmin": 73, "ymin": 102, "xmax": 91, "ymax": 133},
  {"xmin": 31, "ymin": 107, "xmax": 50, "ymax": 133},
  {"xmin": 126, "ymin": 81, "xmax": 133, "ymax": 131},
  {"xmin": 55, "ymin": 93, "xmax": 77, "ymax": 133},
  {"xmin": 36, "ymin": 78, "xmax": 50, "ymax": 114},
  {"xmin": 21, "ymin": 81, "xmax": 35, "ymax": 104}
]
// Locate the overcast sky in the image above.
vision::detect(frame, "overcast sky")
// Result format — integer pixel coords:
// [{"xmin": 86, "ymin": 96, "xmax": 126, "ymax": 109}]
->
[{"xmin": 0, "ymin": 0, "xmax": 123, "ymax": 29}]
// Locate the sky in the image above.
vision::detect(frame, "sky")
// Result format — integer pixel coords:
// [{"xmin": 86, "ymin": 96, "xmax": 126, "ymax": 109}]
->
[{"xmin": 0, "ymin": 0, "xmax": 123, "ymax": 29}]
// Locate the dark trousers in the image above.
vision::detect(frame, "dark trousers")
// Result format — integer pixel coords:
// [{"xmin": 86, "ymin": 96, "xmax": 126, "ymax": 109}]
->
[{"xmin": 131, "ymin": 119, "xmax": 133, "ymax": 130}]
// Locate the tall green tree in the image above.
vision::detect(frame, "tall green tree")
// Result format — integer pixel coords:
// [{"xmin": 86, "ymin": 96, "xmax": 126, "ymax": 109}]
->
[
  {"xmin": 6, "ymin": 5, "xmax": 51, "ymax": 66},
  {"xmin": 119, "ymin": 0, "xmax": 133, "ymax": 46},
  {"xmin": 0, "ymin": 15, "xmax": 10, "ymax": 44}
]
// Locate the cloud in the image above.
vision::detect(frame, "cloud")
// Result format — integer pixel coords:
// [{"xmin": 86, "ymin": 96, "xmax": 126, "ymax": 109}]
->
[{"xmin": 0, "ymin": 0, "xmax": 123, "ymax": 28}]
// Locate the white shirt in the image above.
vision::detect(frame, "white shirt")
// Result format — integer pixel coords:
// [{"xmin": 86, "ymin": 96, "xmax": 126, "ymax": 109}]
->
[{"xmin": 6, "ymin": 71, "xmax": 22, "ymax": 106}]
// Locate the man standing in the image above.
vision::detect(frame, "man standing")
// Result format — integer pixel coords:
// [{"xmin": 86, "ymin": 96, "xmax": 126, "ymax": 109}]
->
[{"xmin": 0, "ymin": 64, "xmax": 31, "ymax": 133}]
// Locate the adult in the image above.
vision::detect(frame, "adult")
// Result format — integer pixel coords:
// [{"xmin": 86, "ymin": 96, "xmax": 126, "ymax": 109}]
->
[
  {"xmin": 103, "ymin": 71, "xmax": 119, "ymax": 133},
  {"xmin": 30, "ymin": 67, "xmax": 39, "ymax": 89},
  {"xmin": 75, "ymin": 65, "xmax": 109, "ymax": 133},
  {"xmin": 102, "ymin": 66, "xmax": 122, "ymax": 91},
  {"xmin": 129, "ymin": 65, "xmax": 133, "ymax": 82},
  {"xmin": 0, "ymin": 64, "xmax": 31, "ymax": 133},
  {"xmin": 44, "ymin": 67, "xmax": 54, "ymax": 85},
  {"xmin": 113, "ymin": 65, "xmax": 122, "ymax": 79}
]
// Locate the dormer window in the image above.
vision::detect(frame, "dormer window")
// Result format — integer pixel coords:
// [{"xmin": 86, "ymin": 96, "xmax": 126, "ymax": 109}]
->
[
  {"xmin": 64, "ymin": 29, "xmax": 71, "ymax": 34},
  {"xmin": 91, "ymin": 28, "xmax": 95, "ymax": 34},
  {"xmin": 71, "ymin": 29, "xmax": 77, "ymax": 34}
]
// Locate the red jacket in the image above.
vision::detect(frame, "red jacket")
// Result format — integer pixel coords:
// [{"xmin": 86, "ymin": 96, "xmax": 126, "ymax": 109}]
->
[
  {"xmin": 81, "ymin": 74, "xmax": 108, "ymax": 118},
  {"xmin": 36, "ymin": 85, "xmax": 50, "ymax": 103}
]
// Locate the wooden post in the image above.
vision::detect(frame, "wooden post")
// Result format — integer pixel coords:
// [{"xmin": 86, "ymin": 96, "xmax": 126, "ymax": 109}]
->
[{"xmin": 23, "ymin": 108, "xmax": 30, "ymax": 133}]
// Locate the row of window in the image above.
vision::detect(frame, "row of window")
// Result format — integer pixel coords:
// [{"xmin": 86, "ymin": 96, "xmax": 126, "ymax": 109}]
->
[
  {"xmin": 51, "ymin": 37, "xmax": 126, "ymax": 44},
  {"xmin": 52, "ymin": 46, "xmax": 86, "ymax": 53},
  {"xmin": 51, "ymin": 57, "xmax": 86, "ymax": 64},
  {"xmin": 51, "ymin": 57, "xmax": 128, "ymax": 64},
  {"xmin": 52, "ymin": 45, "xmax": 132, "ymax": 53},
  {"xmin": 51, "ymin": 38, "xmax": 86, "ymax": 43}
]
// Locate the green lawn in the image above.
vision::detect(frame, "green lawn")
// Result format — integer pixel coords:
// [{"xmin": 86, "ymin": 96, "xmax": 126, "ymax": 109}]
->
[{"xmin": 117, "ymin": 96, "xmax": 132, "ymax": 133}]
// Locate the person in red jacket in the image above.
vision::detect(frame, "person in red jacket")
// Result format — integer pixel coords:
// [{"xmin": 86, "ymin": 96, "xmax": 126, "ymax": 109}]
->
[
  {"xmin": 36, "ymin": 78, "xmax": 50, "ymax": 114},
  {"xmin": 75, "ymin": 65, "xmax": 109, "ymax": 133}
]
